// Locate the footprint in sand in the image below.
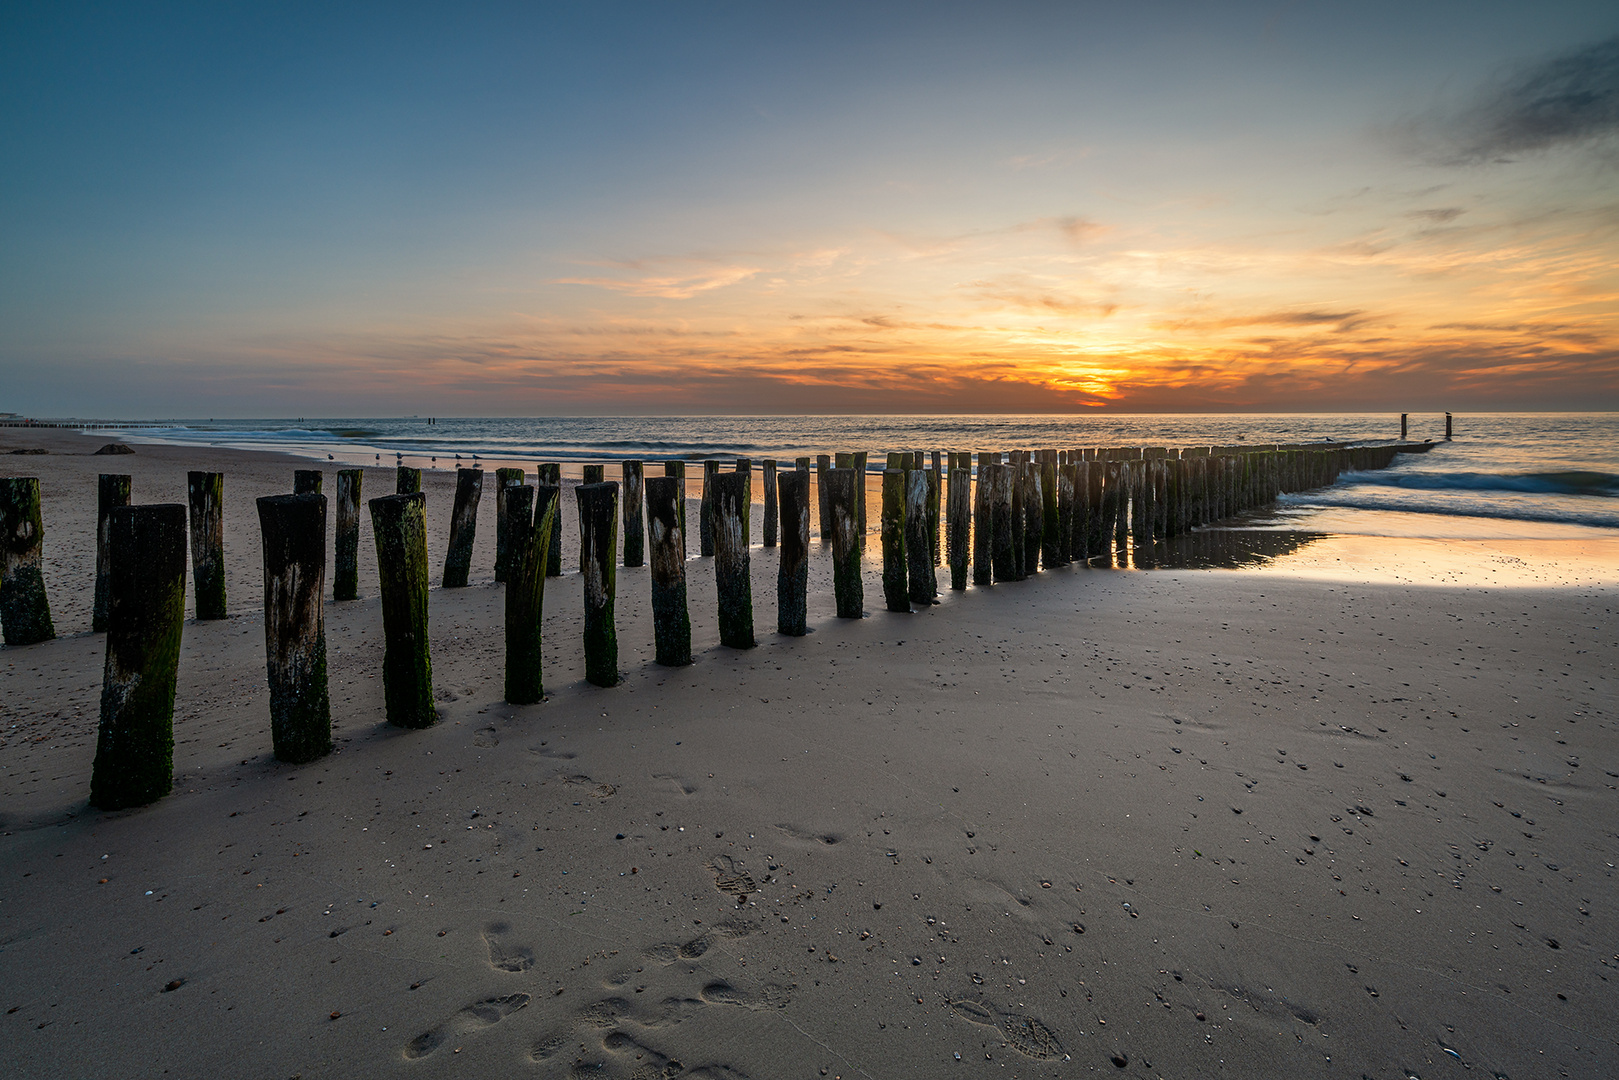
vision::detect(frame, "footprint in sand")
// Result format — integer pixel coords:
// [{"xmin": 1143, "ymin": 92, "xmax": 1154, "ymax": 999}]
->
[
  {"xmin": 402, "ymin": 993, "xmax": 529, "ymax": 1059},
  {"xmin": 482, "ymin": 922, "xmax": 534, "ymax": 972},
  {"xmin": 773, "ymin": 823, "xmax": 842, "ymax": 846},
  {"xmin": 949, "ymin": 995, "xmax": 1063, "ymax": 1060},
  {"xmin": 473, "ymin": 726, "xmax": 499, "ymax": 747},
  {"xmin": 652, "ymin": 772, "xmax": 696, "ymax": 795},
  {"xmin": 708, "ymin": 855, "xmax": 756, "ymax": 903}
]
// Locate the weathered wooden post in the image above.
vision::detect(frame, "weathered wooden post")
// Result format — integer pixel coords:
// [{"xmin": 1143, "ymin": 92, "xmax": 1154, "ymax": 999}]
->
[
  {"xmin": 0, "ymin": 477, "xmax": 55, "ymax": 646},
  {"xmin": 256, "ymin": 493, "xmax": 331, "ymax": 763},
  {"xmin": 441, "ymin": 467, "xmax": 483, "ymax": 587},
  {"xmin": 928, "ymin": 451, "xmax": 942, "ymax": 564},
  {"xmin": 661, "ymin": 461, "xmax": 686, "ymax": 561},
  {"xmin": 90, "ymin": 504, "xmax": 186, "ymax": 809},
  {"xmin": 881, "ymin": 469, "xmax": 909, "ymax": 612},
  {"xmin": 493, "ymin": 467, "xmax": 524, "ymax": 583},
  {"xmin": 505, "ymin": 485, "xmax": 558, "ymax": 704},
  {"xmin": 711, "ymin": 471, "xmax": 754, "ymax": 649},
  {"xmin": 1445, "ymin": 412, "xmax": 1453, "ymax": 440},
  {"xmin": 947, "ymin": 461, "xmax": 970, "ymax": 590},
  {"xmin": 986, "ymin": 463, "xmax": 1015, "ymax": 582},
  {"xmin": 1007, "ymin": 460, "xmax": 1026, "ymax": 579},
  {"xmin": 1040, "ymin": 452, "xmax": 1063, "ymax": 568},
  {"xmin": 822, "ymin": 467, "xmax": 862, "ymax": 618},
  {"xmin": 577, "ymin": 482, "xmax": 619, "ymax": 686},
  {"xmin": 187, "ymin": 471, "xmax": 227, "ymax": 620},
  {"xmin": 1056, "ymin": 460, "xmax": 1076, "ymax": 566},
  {"xmin": 645, "ymin": 476, "xmax": 692, "ymax": 663},
  {"xmin": 816, "ymin": 454, "xmax": 832, "ymax": 541},
  {"xmin": 536, "ymin": 464, "xmax": 563, "ymax": 576},
  {"xmin": 853, "ymin": 451, "xmax": 868, "ymax": 535},
  {"xmin": 776, "ymin": 469, "xmax": 811, "ymax": 634},
  {"xmin": 396, "ymin": 466, "xmax": 422, "ymax": 494},
  {"xmin": 906, "ymin": 468, "xmax": 936, "ymax": 604},
  {"xmin": 93, "ymin": 474, "xmax": 131, "ymax": 632},
  {"xmin": 973, "ymin": 453, "xmax": 994, "ymax": 585},
  {"xmin": 762, "ymin": 460, "xmax": 778, "ymax": 547},
  {"xmin": 369, "ymin": 493, "xmax": 435, "ymax": 728},
  {"xmin": 622, "ymin": 460, "xmax": 645, "ymax": 567},
  {"xmin": 293, "ymin": 469, "xmax": 323, "ymax": 495},
  {"xmin": 700, "ymin": 460, "xmax": 719, "ymax": 557},
  {"xmin": 583, "ymin": 464, "xmax": 606, "ymax": 484},
  {"xmin": 334, "ymin": 469, "xmax": 362, "ymax": 601},
  {"xmin": 1022, "ymin": 461, "xmax": 1043, "ymax": 575}
]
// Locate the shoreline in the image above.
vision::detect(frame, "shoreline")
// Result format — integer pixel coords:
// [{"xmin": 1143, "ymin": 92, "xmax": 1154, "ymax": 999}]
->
[{"xmin": 1, "ymin": 428, "xmax": 1616, "ymax": 1077}]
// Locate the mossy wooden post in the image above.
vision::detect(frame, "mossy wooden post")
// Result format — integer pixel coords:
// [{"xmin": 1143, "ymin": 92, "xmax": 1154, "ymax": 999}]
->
[
  {"xmin": 90, "ymin": 504, "xmax": 186, "ymax": 809},
  {"xmin": 852, "ymin": 451, "xmax": 868, "ymax": 535},
  {"xmin": 256, "ymin": 493, "xmax": 331, "ymax": 763},
  {"xmin": 662, "ymin": 461, "xmax": 687, "ymax": 561},
  {"xmin": 583, "ymin": 464, "xmax": 606, "ymax": 485},
  {"xmin": 762, "ymin": 460, "xmax": 778, "ymax": 547},
  {"xmin": 905, "ymin": 468, "xmax": 936, "ymax": 605},
  {"xmin": 1055, "ymin": 461, "xmax": 1076, "ymax": 567},
  {"xmin": 334, "ymin": 469, "xmax": 362, "ymax": 601},
  {"xmin": 493, "ymin": 467, "xmax": 524, "ymax": 583},
  {"xmin": 396, "ymin": 466, "xmax": 422, "ymax": 495},
  {"xmin": 984, "ymin": 463, "xmax": 1013, "ymax": 582},
  {"xmin": 880, "ymin": 469, "xmax": 908, "ymax": 612},
  {"xmin": 187, "ymin": 471, "xmax": 227, "ymax": 620},
  {"xmin": 293, "ymin": 469, "xmax": 323, "ymax": 495},
  {"xmin": 947, "ymin": 462, "xmax": 970, "ymax": 590},
  {"xmin": 700, "ymin": 461, "xmax": 719, "ymax": 557},
  {"xmin": 1, "ymin": 477, "xmax": 54, "ymax": 645},
  {"xmin": 369, "ymin": 493, "xmax": 435, "ymax": 728},
  {"xmin": 505, "ymin": 485, "xmax": 557, "ymax": 704},
  {"xmin": 622, "ymin": 460, "xmax": 645, "ymax": 568},
  {"xmin": 827, "ymin": 467, "xmax": 862, "ymax": 618},
  {"xmin": 536, "ymin": 464, "xmax": 563, "ymax": 576},
  {"xmin": 972, "ymin": 453, "xmax": 994, "ymax": 585},
  {"xmin": 93, "ymin": 474, "xmax": 131, "ymax": 632},
  {"xmin": 577, "ymin": 482, "xmax": 619, "ymax": 686},
  {"xmin": 776, "ymin": 469, "xmax": 810, "ymax": 634},
  {"xmin": 645, "ymin": 477, "xmax": 692, "ymax": 664},
  {"xmin": 815, "ymin": 454, "xmax": 832, "ymax": 542},
  {"xmin": 441, "ymin": 467, "xmax": 483, "ymax": 588},
  {"xmin": 711, "ymin": 471, "xmax": 754, "ymax": 648}
]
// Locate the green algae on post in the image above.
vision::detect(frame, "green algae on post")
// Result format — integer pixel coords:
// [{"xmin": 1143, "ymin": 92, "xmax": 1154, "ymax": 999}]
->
[
  {"xmin": 442, "ymin": 467, "xmax": 483, "ymax": 588},
  {"xmin": 256, "ymin": 493, "xmax": 331, "ymax": 763},
  {"xmin": 645, "ymin": 476, "xmax": 692, "ymax": 665},
  {"xmin": 881, "ymin": 468, "xmax": 908, "ymax": 613},
  {"xmin": 369, "ymin": 492, "xmax": 435, "ymax": 728},
  {"xmin": 187, "ymin": 471, "xmax": 227, "ymax": 620},
  {"xmin": 334, "ymin": 469, "xmax": 362, "ymax": 601},
  {"xmin": 396, "ymin": 466, "xmax": 422, "ymax": 494}
]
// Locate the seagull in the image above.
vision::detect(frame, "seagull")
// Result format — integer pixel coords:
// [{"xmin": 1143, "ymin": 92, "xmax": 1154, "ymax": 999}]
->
[{"xmin": 328, "ymin": 454, "xmax": 334, "ymax": 460}]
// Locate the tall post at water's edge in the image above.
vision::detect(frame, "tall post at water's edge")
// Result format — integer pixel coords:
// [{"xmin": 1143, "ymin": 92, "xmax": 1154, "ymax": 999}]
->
[
  {"xmin": 622, "ymin": 460, "xmax": 645, "ymax": 568},
  {"xmin": 442, "ymin": 467, "xmax": 483, "ymax": 587},
  {"xmin": 700, "ymin": 460, "xmax": 719, "ymax": 557},
  {"xmin": 93, "ymin": 474, "xmax": 131, "ymax": 632},
  {"xmin": 505, "ymin": 485, "xmax": 557, "ymax": 704},
  {"xmin": 973, "ymin": 453, "xmax": 994, "ymax": 586},
  {"xmin": 256, "ymin": 493, "xmax": 331, "ymax": 763},
  {"xmin": 762, "ymin": 460, "xmax": 778, "ymax": 547},
  {"xmin": 1400, "ymin": 413, "xmax": 1408, "ymax": 441},
  {"xmin": 369, "ymin": 493, "xmax": 435, "ymax": 728},
  {"xmin": 396, "ymin": 466, "xmax": 422, "ymax": 494},
  {"xmin": 990, "ymin": 464, "xmax": 1018, "ymax": 582},
  {"xmin": 334, "ymin": 470, "xmax": 362, "ymax": 601},
  {"xmin": 777, "ymin": 469, "xmax": 811, "ymax": 634},
  {"xmin": 948, "ymin": 461, "xmax": 971, "ymax": 590},
  {"xmin": 1445, "ymin": 412, "xmax": 1453, "ymax": 440},
  {"xmin": 828, "ymin": 467, "xmax": 863, "ymax": 618},
  {"xmin": 578, "ymin": 482, "xmax": 620, "ymax": 687},
  {"xmin": 493, "ymin": 468, "xmax": 524, "ymax": 583},
  {"xmin": 881, "ymin": 468, "xmax": 909, "ymax": 612},
  {"xmin": 536, "ymin": 464, "xmax": 562, "ymax": 576},
  {"xmin": 906, "ymin": 467, "xmax": 937, "ymax": 605},
  {"xmin": 816, "ymin": 454, "xmax": 833, "ymax": 541},
  {"xmin": 90, "ymin": 504, "xmax": 186, "ymax": 809},
  {"xmin": 662, "ymin": 460, "xmax": 687, "ymax": 560},
  {"xmin": 853, "ymin": 451, "xmax": 868, "ymax": 535},
  {"xmin": 187, "ymin": 471, "xmax": 227, "ymax": 620},
  {"xmin": 293, "ymin": 470, "xmax": 322, "ymax": 495},
  {"xmin": 646, "ymin": 476, "xmax": 692, "ymax": 665},
  {"xmin": 712, "ymin": 471, "xmax": 754, "ymax": 649}
]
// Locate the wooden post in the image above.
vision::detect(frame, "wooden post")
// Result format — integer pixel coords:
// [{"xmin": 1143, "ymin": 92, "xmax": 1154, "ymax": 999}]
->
[
  {"xmin": 973, "ymin": 452, "xmax": 994, "ymax": 586},
  {"xmin": 947, "ymin": 462, "xmax": 970, "ymax": 590},
  {"xmin": 369, "ymin": 493, "xmax": 435, "ymax": 728},
  {"xmin": 1021, "ymin": 461, "xmax": 1043, "ymax": 575},
  {"xmin": 928, "ymin": 451, "xmax": 942, "ymax": 565},
  {"xmin": 187, "ymin": 471, "xmax": 227, "ymax": 620},
  {"xmin": 505, "ymin": 485, "xmax": 557, "ymax": 703},
  {"xmin": 396, "ymin": 466, "xmax": 422, "ymax": 494},
  {"xmin": 93, "ymin": 474, "xmax": 131, "ymax": 632},
  {"xmin": 493, "ymin": 468, "xmax": 524, "ymax": 583},
  {"xmin": 1445, "ymin": 412, "xmax": 1453, "ymax": 440},
  {"xmin": 661, "ymin": 461, "xmax": 686, "ymax": 561},
  {"xmin": 827, "ymin": 467, "xmax": 863, "ymax": 618},
  {"xmin": 762, "ymin": 460, "xmax": 778, "ymax": 547},
  {"xmin": 1056, "ymin": 461, "xmax": 1076, "ymax": 566},
  {"xmin": 816, "ymin": 454, "xmax": 832, "ymax": 541},
  {"xmin": 700, "ymin": 460, "xmax": 719, "ymax": 557},
  {"xmin": 853, "ymin": 451, "xmax": 868, "ymax": 535},
  {"xmin": 90, "ymin": 504, "xmax": 186, "ymax": 809},
  {"xmin": 906, "ymin": 468, "xmax": 936, "ymax": 604},
  {"xmin": 0, "ymin": 477, "xmax": 55, "ymax": 646},
  {"xmin": 577, "ymin": 482, "xmax": 619, "ymax": 686},
  {"xmin": 441, "ymin": 467, "xmax": 483, "ymax": 588},
  {"xmin": 293, "ymin": 469, "xmax": 323, "ymax": 495},
  {"xmin": 645, "ymin": 476, "xmax": 692, "ymax": 664},
  {"xmin": 985, "ymin": 463, "xmax": 1014, "ymax": 582},
  {"xmin": 622, "ymin": 460, "xmax": 645, "ymax": 568},
  {"xmin": 583, "ymin": 464, "xmax": 605, "ymax": 484},
  {"xmin": 881, "ymin": 469, "xmax": 908, "ymax": 612},
  {"xmin": 712, "ymin": 471, "xmax": 754, "ymax": 649},
  {"xmin": 1007, "ymin": 460, "xmax": 1026, "ymax": 579},
  {"xmin": 256, "ymin": 493, "xmax": 331, "ymax": 763},
  {"xmin": 1400, "ymin": 413, "xmax": 1408, "ymax": 441},
  {"xmin": 776, "ymin": 469, "xmax": 811, "ymax": 634},
  {"xmin": 536, "ymin": 464, "xmax": 563, "ymax": 576}
]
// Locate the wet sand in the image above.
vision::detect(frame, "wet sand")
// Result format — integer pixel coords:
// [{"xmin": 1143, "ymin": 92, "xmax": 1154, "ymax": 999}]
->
[{"xmin": 2, "ymin": 428, "xmax": 1616, "ymax": 1078}]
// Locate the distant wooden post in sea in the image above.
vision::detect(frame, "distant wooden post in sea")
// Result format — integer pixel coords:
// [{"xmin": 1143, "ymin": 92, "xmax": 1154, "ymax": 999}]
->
[
  {"xmin": 334, "ymin": 469, "xmax": 362, "ymax": 601},
  {"xmin": 853, "ymin": 451, "xmax": 868, "ymax": 535},
  {"xmin": 369, "ymin": 492, "xmax": 435, "ymax": 728},
  {"xmin": 646, "ymin": 476, "xmax": 692, "ymax": 665},
  {"xmin": 777, "ymin": 469, "xmax": 811, "ymax": 634},
  {"xmin": 700, "ymin": 460, "xmax": 719, "ymax": 557},
  {"xmin": 441, "ymin": 467, "xmax": 483, "ymax": 588},
  {"xmin": 827, "ymin": 467, "xmax": 862, "ymax": 618},
  {"xmin": 293, "ymin": 469, "xmax": 322, "ymax": 495},
  {"xmin": 583, "ymin": 464, "xmax": 605, "ymax": 484},
  {"xmin": 816, "ymin": 454, "xmax": 833, "ymax": 542},
  {"xmin": 536, "ymin": 464, "xmax": 563, "ymax": 576},
  {"xmin": 396, "ymin": 466, "xmax": 421, "ymax": 494},
  {"xmin": 762, "ymin": 460, "xmax": 778, "ymax": 547},
  {"xmin": 93, "ymin": 473, "xmax": 131, "ymax": 632},
  {"xmin": 90, "ymin": 504, "xmax": 186, "ymax": 809},
  {"xmin": 187, "ymin": 471, "xmax": 227, "ymax": 620},
  {"xmin": 711, "ymin": 470, "xmax": 754, "ymax": 649},
  {"xmin": 256, "ymin": 492, "xmax": 331, "ymax": 763},
  {"xmin": 1400, "ymin": 413, "xmax": 1408, "ymax": 440},
  {"xmin": 577, "ymin": 481, "xmax": 620, "ymax": 687},
  {"xmin": 1446, "ymin": 412, "xmax": 1453, "ymax": 440}
]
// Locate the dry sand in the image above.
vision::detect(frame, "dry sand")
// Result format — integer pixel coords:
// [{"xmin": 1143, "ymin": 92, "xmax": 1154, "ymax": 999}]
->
[{"xmin": 2, "ymin": 428, "xmax": 1615, "ymax": 1078}]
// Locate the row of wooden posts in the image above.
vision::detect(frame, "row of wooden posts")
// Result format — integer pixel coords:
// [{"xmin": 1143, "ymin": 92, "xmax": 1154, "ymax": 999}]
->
[{"xmin": 0, "ymin": 441, "xmax": 1421, "ymax": 810}]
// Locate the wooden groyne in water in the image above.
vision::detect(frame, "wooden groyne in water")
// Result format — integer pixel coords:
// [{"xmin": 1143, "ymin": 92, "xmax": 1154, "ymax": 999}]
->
[{"xmin": 1, "ymin": 434, "xmax": 1433, "ymax": 809}]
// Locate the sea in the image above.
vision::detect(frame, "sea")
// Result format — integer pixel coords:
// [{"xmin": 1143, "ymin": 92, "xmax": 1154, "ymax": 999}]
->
[{"xmin": 109, "ymin": 413, "xmax": 1619, "ymax": 543}]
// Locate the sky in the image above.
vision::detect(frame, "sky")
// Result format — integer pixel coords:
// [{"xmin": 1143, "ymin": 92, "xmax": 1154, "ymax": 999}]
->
[{"xmin": 3, "ymin": 1, "xmax": 1617, "ymax": 417}]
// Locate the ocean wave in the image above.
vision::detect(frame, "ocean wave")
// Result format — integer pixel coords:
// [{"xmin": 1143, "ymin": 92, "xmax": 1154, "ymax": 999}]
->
[
  {"xmin": 1342, "ymin": 469, "xmax": 1618, "ymax": 497},
  {"xmin": 1281, "ymin": 491, "xmax": 1619, "ymax": 531}
]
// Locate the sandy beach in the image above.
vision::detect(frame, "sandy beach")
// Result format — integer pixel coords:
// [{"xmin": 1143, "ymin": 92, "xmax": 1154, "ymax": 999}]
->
[{"xmin": 2, "ymin": 428, "xmax": 1615, "ymax": 1079}]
